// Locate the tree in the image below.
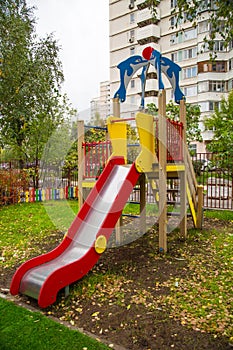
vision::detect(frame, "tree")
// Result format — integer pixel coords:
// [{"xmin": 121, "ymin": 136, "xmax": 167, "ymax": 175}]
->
[
  {"xmin": 0, "ymin": 0, "xmax": 76, "ymax": 179},
  {"xmin": 147, "ymin": 100, "xmax": 202, "ymax": 145},
  {"xmin": 146, "ymin": 0, "xmax": 233, "ymax": 57},
  {"xmin": 205, "ymin": 90, "xmax": 233, "ymax": 162},
  {"xmin": 88, "ymin": 111, "xmax": 106, "ymax": 128}
]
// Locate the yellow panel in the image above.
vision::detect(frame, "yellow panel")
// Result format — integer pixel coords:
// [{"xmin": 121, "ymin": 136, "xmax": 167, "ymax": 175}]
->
[
  {"xmin": 82, "ymin": 181, "xmax": 96, "ymax": 188},
  {"xmin": 166, "ymin": 164, "xmax": 185, "ymax": 172},
  {"xmin": 135, "ymin": 112, "xmax": 156, "ymax": 172},
  {"xmin": 107, "ymin": 116, "xmax": 127, "ymax": 162}
]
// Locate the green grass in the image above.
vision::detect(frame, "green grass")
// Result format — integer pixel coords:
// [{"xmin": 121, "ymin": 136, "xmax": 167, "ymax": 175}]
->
[
  {"xmin": 0, "ymin": 298, "xmax": 110, "ymax": 350},
  {"xmin": 123, "ymin": 202, "xmax": 159, "ymax": 216},
  {"xmin": 204, "ymin": 209, "xmax": 233, "ymax": 221},
  {"xmin": 0, "ymin": 201, "xmax": 78, "ymax": 267}
]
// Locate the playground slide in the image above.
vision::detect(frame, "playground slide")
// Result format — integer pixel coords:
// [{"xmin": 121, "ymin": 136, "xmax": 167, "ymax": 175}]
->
[{"xmin": 10, "ymin": 156, "xmax": 140, "ymax": 308}]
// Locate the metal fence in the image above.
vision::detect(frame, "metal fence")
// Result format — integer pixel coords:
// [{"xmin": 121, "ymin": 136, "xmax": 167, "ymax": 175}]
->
[{"xmin": 192, "ymin": 153, "xmax": 233, "ymax": 210}]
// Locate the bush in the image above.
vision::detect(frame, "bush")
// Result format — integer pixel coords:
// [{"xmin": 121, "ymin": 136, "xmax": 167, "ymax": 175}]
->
[{"xmin": 0, "ymin": 169, "xmax": 29, "ymax": 205}]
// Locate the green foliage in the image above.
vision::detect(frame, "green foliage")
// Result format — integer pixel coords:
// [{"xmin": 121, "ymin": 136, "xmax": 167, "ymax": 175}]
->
[
  {"xmin": 146, "ymin": 103, "xmax": 158, "ymax": 116},
  {"xmin": 62, "ymin": 122, "xmax": 78, "ymax": 180},
  {"xmin": 147, "ymin": 0, "xmax": 233, "ymax": 58},
  {"xmin": 147, "ymin": 100, "xmax": 202, "ymax": 144},
  {"xmin": 205, "ymin": 90, "xmax": 233, "ymax": 159},
  {"xmin": 85, "ymin": 127, "xmax": 106, "ymax": 143},
  {"xmin": 0, "ymin": 0, "xmax": 76, "ymax": 171},
  {"xmin": 88, "ymin": 111, "xmax": 106, "ymax": 127}
]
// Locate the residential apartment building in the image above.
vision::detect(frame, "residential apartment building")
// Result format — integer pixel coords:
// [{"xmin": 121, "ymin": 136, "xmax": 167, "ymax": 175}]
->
[
  {"xmin": 109, "ymin": 0, "xmax": 233, "ymax": 152},
  {"xmin": 90, "ymin": 81, "xmax": 111, "ymax": 124}
]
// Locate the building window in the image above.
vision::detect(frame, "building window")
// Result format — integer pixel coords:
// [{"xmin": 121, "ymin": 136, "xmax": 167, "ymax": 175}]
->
[
  {"xmin": 171, "ymin": 52, "xmax": 178, "ymax": 62},
  {"xmin": 170, "ymin": 16, "xmax": 177, "ymax": 27},
  {"xmin": 199, "ymin": 101, "xmax": 209, "ymax": 112},
  {"xmin": 212, "ymin": 61, "xmax": 226, "ymax": 72},
  {"xmin": 129, "ymin": 29, "xmax": 135, "ymax": 43},
  {"xmin": 199, "ymin": 101, "xmax": 220, "ymax": 112},
  {"xmin": 183, "ymin": 85, "xmax": 197, "ymax": 96},
  {"xmin": 198, "ymin": 42, "xmax": 209, "ymax": 53},
  {"xmin": 229, "ymin": 59, "xmax": 233, "ymax": 70},
  {"xmin": 170, "ymin": 31, "xmax": 183, "ymax": 45},
  {"xmin": 198, "ymin": 0, "xmax": 217, "ymax": 13},
  {"xmin": 228, "ymin": 79, "xmax": 233, "ymax": 91},
  {"xmin": 130, "ymin": 46, "xmax": 135, "ymax": 55},
  {"xmin": 198, "ymin": 20, "xmax": 209, "ymax": 33},
  {"xmin": 184, "ymin": 28, "xmax": 197, "ymax": 41},
  {"xmin": 130, "ymin": 13, "xmax": 135, "ymax": 24},
  {"xmin": 198, "ymin": 61, "xmax": 227, "ymax": 73},
  {"xmin": 229, "ymin": 40, "xmax": 233, "ymax": 50},
  {"xmin": 198, "ymin": 80, "xmax": 226, "ymax": 93},
  {"xmin": 129, "ymin": 0, "xmax": 135, "ymax": 10},
  {"xmin": 170, "ymin": 34, "xmax": 177, "ymax": 45},
  {"xmin": 209, "ymin": 81, "xmax": 225, "ymax": 92},
  {"xmin": 183, "ymin": 66, "xmax": 197, "ymax": 79},
  {"xmin": 171, "ymin": 0, "xmax": 177, "ymax": 8},
  {"xmin": 209, "ymin": 101, "xmax": 220, "ymax": 111},
  {"xmin": 131, "ymin": 79, "xmax": 135, "ymax": 88},
  {"xmin": 183, "ymin": 47, "xmax": 197, "ymax": 60},
  {"xmin": 198, "ymin": 81, "xmax": 209, "ymax": 93},
  {"xmin": 214, "ymin": 41, "xmax": 226, "ymax": 52}
]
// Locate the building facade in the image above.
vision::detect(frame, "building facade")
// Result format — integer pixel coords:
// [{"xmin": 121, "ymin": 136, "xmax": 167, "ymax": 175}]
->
[
  {"xmin": 109, "ymin": 0, "xmax": 233, "ymax": 152},
  {"xmin": 90, "ymin": 81, "xmax": 111, "ymax": 125}
]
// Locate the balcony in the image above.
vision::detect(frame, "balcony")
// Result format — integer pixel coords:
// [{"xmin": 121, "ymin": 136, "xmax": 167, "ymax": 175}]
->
[
  {"xmin": 137, "ymin": 24, "xmax": 160, "ymax": 45},
  {"xmin": 136, "ymin": 0, "xmax": 147, "ymax": 10},
  {"xmin": 137, "ymin": 7, "xmax": 160, "ymax": 27},
  {"xmin": 137, "ymin": 79, "xmax": 158, "ymax": 98}
]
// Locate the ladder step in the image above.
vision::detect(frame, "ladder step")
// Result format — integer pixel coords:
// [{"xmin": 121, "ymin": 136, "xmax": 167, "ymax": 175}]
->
[{"xmin": 167, "ymin": 212, "xmax": 192, "ymax": 217}]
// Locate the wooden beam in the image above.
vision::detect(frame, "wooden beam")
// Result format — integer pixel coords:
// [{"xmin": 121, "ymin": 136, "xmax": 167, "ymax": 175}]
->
[
  {"xmin": 179, "ymin": 99, "xmax": 188, "ymax": 239},
  {"xmin": 196, "ymin": 185, "xmax": 204, "ymax": 229},
  {"xmin": 158, "ymin": 90, "xmax": 167, "ymax": 253},
  {"xmin": 139, "ymin": 173, "xmax": 146, "ymax": 234},
  {"xmin": 77, "ymin": 120, "xmax": 85, "ymax": 209},
  {"xmin": 179, "ymin": 170, "xmax": 187, "ymax": 239}
]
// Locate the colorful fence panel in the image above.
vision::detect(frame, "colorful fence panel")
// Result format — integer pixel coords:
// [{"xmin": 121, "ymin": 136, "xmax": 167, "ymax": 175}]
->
[{"xmin": 0, "ymin": 186, "xmax": 78, "ymax": 205}]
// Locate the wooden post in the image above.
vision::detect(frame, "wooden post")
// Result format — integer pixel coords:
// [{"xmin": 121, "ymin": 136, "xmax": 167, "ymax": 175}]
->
[
  {"xmin": 179, "ymin": 170, "xmax": 187, "ymax": 239},
  {"xmin": 179, "ymin": 99, "xmax": 187, "ymax": 239},
  {"xmin": 112, "ymin": 97, "xmax": 123, "ymax": 245},
  {"xmin": 77, "ymin": 120, "xmax": 85, "ymax": 209},
  {"xmin": 139, "ymin": 173, "xmax": 146, "ymax": 234},
  {"xmin": 196, "ymin": 185, "xmax": 204, "ymax": 229},
  {"xmin": 112, "ymin": 97, "xmax": 120, "ymax": 118},
  {"xmin": 158, "ymin": 90, "xmax": 167, "ymax": 253}
]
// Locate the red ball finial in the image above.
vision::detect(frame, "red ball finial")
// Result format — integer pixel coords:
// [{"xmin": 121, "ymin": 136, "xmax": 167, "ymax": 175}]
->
[{"xmin": 142, "ymin": 46, "xmax": 154, "ymax": 60}]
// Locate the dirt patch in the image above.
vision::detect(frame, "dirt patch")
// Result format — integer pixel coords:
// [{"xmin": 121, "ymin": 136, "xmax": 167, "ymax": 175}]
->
[{"xmin": 1, "ymin": 218, "xmax": 232, "ymax": 350}]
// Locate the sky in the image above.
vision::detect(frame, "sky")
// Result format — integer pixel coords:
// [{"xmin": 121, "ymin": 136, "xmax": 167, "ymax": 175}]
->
[{"xmin": 28, "ymin": 0, "xmax": 109, "ymax": 116}]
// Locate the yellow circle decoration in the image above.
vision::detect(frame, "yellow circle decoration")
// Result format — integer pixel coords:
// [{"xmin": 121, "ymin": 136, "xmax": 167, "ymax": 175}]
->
[{"xmin": 95, "ymin": 235, "xmax": 107, "ymax": 254}]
